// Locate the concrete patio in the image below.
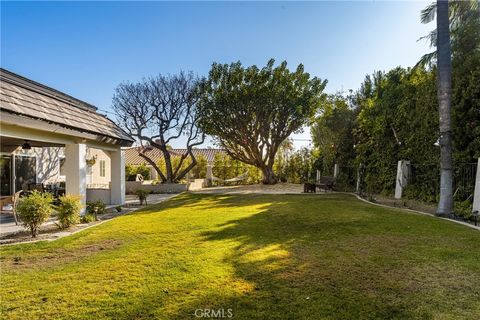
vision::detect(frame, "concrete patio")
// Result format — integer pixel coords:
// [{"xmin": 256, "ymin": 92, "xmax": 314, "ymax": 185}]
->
[{"xmin": 0, "ymin": 193, "xmax": 178, "ymax": 239}]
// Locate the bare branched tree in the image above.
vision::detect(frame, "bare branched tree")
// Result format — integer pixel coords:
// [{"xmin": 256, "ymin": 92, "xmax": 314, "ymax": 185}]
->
[{"xmin": 113, "ymin": 72, "xmax": 205, "ymax": 183}]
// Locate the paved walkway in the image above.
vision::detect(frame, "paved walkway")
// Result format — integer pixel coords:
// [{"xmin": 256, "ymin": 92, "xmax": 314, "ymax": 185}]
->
[
  {"xmin": 125, "ymin": 194, "xmax": 176, "ymax": 206},
  {"xmin": 0, "ymin": 194, "xmax": 178, "ymax": 240}
]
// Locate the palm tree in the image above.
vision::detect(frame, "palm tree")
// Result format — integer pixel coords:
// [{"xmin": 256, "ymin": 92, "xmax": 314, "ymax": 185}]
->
[
  {"xmin": 436, "ymin": 0, "xmax": 454, "ymax": 217},
  {"xmin": 417, "ymin": 0, "xmax": 479, "ymax": 67}
]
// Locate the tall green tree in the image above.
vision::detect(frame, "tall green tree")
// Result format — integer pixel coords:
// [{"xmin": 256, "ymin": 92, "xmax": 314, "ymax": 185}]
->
[
  {"xmin": 311, "ymin": 93, "xmax": 356, "ymax": 170},
  {"xmin": 198, "ymin": 59, "xmax": 327, "ymax": 184},
  {"xmin": 418, "ymin": 0, "xmax": 479, "ymax": 67}
]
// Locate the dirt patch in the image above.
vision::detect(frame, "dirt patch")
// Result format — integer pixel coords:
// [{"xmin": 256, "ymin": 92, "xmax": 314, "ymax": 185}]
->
[
  {"xmin": 372, "ymin": 196, "xmax": 437, "ymax": 215},
  {"xmin": 1, "ymin": 239, "xmax": 124, "ymax": 270}
]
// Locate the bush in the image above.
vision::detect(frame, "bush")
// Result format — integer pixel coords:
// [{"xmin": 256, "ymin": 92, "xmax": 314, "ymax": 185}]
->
[
  {"xmin": 80, "ymin": 214, "xmax": 96, "ymax": 223},
  {"xmin": 125, "ymin": 164, "xmax": 150, "ymax": 181},
  {"xmin": 16, "ymin": 191, "xmax": 54, "ymax": 237},
  {"xmin": 86, "ymin": 199, "xmax": 106, "ymax": 220},
  {"xmin": 136, "ymin": 189, "xmax": 150, "ymax": 205},
  {"xmin": 115, "ymin": 205, "xmax": 122, "ymax": 213},
  {"xmin": 212, "ymin": 154, "xmax": 261, "ymax": 185},
  {"xmin": 455, "ymin": 200, "xmax": 473, "ymax": 220},
  {"xmin": 57, "ymin": 195, "xmax": 82, "ymax": 229}
]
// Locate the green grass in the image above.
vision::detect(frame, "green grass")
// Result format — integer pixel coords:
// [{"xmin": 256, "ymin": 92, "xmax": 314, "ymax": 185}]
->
[{"xmin": 1, "ymin": 193, "xmax": 480, "ymax": 319}]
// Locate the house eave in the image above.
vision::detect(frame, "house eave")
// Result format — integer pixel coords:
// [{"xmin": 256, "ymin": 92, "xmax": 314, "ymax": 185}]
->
[{"xmin": 0, "ymin": 110, "xmax": 133, "ymax": 147}]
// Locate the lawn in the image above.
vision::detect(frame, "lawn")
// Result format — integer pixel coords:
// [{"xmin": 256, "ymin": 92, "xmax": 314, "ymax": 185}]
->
[{"xmin": 1, "ymin": 193, "xmax": 479, "ymax": 320}]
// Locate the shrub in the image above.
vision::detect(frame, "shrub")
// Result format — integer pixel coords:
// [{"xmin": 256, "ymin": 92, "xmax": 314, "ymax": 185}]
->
[
  {"xmin": 136, "ymin": 189, "xmax": 150, "ymax": 205},
  {"xmin": 16, "ymin": 191, "xmax": 54, "ymax": 237},
  {"xmin": 454, "ymin": 200, "xmax": 473, "ymax": 220},
  {"xmin": 56, "ymin": 195, "xmax": 82, "ymax": 229},
  {"xmin": 115, "ymin": 205, "xmax": 122, "ymax": 213},
  {"xmin": 80, "ymin": 214, "xmax": 96, "ymax": 223},
  {"xmin": 86, "ymin": 200, "xmax": 106, "ymax": 215},
  {"xmin": 125, "ymin": 164, "xmax": 150, "ymax": 181},
  {"xmin": 86, "ymin": 199, "xmax": 106, "ymax": 221}
]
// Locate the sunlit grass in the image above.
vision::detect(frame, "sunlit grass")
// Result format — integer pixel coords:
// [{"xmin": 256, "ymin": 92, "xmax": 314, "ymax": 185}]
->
[{"xmin": 1, "ymin": 193, "xmax": 479, "ymax": 319}]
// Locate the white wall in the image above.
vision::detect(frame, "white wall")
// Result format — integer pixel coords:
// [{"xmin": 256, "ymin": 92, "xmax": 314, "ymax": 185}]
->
[
  {"xmin": 14, "ymin": 147, "xmax": 111, "ymax": 186},
  {"xmin": 88, "ymin": 148, "xmax": 111, "ymax": 186},
  {"xmin": 34, "ymin": 147, "xmax": 64, "ymax": 184}
]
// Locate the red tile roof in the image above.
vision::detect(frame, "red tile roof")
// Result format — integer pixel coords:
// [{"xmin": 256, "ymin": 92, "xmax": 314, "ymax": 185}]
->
[{"xmin": 125, "ymin": 147, "xmax": 226, "ymax": 165}]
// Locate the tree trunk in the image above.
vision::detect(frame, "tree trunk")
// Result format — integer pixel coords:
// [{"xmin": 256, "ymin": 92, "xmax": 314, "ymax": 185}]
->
[
  {"xmin": 138, "ymin": 152, "xmax": 167, "ymax": 183},
  {"xmin": 261, "ymin": 165, "xmax": 277, "ymax": 185},
  {"xmin": 436, "ymin": 0, "xmax": 454, "ymax": 217},
  {"xmin": 160, "ymin": 147, "xmax": 174, "ymax": 183}
]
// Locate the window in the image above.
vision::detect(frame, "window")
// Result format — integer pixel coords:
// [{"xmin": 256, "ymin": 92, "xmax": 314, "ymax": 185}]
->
[{"xmin": 99, "ymin": 160, "xmax": 106, "ymax": 177}]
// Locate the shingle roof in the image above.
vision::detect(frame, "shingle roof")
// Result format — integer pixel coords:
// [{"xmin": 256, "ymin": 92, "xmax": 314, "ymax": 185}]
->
[
  {"xmin": 0, "ymin": 68, "xmax": 133, "ymax": 146},
  {"xmin": 125, "ymin": 147, "xmax": 226, "ymax": 165}
]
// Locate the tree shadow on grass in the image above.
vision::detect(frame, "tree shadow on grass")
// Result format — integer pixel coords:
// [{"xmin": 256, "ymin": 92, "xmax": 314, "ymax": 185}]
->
[
  {"xmin": 165, "ymin": 195, "xmax": 480, "ymax": 320},
  {"xmin": 133, "ymin": 193, "xmax": 265, "ymax": 215},
  {"xmin": 28, "ymin": 193, "xmax": 478, "ymax": 320}
]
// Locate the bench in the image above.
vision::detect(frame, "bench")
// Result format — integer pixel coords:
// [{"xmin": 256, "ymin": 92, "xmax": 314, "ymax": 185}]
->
[
  {"xmin": 316, "ymin": 176, "xmax": 335, "ymax": 192},
  {"xmin": 303, "ymin": 183, "xmax": 316, "ymax": 193}
]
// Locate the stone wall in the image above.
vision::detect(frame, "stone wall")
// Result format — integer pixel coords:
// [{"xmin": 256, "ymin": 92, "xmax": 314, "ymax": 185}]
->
[
  {"xmin": 188, "ymin": 179, "xmax": 206, "ymax": 191},
  {"xmin": 86, "ymin": 188, "xmax": 111, "ymax": 204}
]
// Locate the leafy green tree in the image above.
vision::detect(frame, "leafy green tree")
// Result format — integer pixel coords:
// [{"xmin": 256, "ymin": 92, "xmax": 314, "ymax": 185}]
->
[
  {"xmin": 282, "ymin": 147, "xmax": 316, "ymax": 184},
  {"xmin": 311, "ymin": 93, "xmax": 356, "ymax": 169},
  {"xmin": 189, "ymin": 155, "xmax": 207, "ymax": 179},
  {"xmin": 212, "ymin": 153, "xmax": 261, "ymax": 184},
  {"xmin": 273, "ymin": 138, "xmax": 294, "ymax": 182},
  {"xmin": 198, "ymin": 59, "xmax": 327, "ymax": 184},
  {"xmin": 351, "ymin": 67, "xmax": 439, "ymax": 195},
  {"xmin": 125, "ymin": 164, "xmax": 150, "ymax": 181}
]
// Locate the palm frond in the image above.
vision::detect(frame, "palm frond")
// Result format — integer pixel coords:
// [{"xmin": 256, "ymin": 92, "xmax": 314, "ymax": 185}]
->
[
  {"xmin": 417, "ymin": 29, "xmax": 437, "ymax": 47},
  {"xmin": 421, "ymin": 2, "xmax": 437, "ymax": 24},
  {"xmin": 414, "ymin": 51, "xmax": 437, "ymax": 70}
]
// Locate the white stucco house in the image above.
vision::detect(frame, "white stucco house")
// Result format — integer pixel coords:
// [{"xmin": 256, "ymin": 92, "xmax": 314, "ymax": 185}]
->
[{"xmin": 0, "ymin": 68, "xmax": 134, "ymax": 213}]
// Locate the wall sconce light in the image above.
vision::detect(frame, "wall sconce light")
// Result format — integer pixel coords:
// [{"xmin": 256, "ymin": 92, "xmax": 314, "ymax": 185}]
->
[{"xmin": 22, "ymin": 140, "xmax": 32, "ymax": 150}]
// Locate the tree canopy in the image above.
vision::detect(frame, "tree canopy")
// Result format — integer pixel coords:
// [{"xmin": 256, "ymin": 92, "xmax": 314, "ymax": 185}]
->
[
  {"xmin": 198, "ymin": 59, "xmax": 327, "ymax": 184},
  {"xmin": 310, "ymin": 1, "xmax": 479, "ymax": 206},
  {"xmin": 113, "ymin": 72, "xmax": 205, "ymax": 183}
]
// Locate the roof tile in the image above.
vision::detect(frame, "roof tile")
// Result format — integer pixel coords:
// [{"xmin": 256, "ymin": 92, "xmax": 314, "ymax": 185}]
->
[{"xmin": 0, "ymin": 69, "xmax": 133, "ymax": 145}]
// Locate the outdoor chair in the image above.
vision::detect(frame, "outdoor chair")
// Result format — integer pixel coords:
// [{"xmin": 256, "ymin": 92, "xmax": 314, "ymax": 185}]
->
[
  {"xmin": 316, "ymin": 176, "xmax": 335, "ymax": 192},
  {"xmin": 28, "ymin": 183, "xmax": 45, "ymax": 192},
  {"xmin": 303, "ymin": 183, "xmax": 316, "ymax": 193},
  {"xmin": 0, "ymin": 190, "xmax": 23, "ymax": 225}
]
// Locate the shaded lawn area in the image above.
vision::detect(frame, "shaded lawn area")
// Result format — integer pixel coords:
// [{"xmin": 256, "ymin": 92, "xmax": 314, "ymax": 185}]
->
[{"xmin": 1, "ymin": 194, "xmax": 480, "ymax": 320}]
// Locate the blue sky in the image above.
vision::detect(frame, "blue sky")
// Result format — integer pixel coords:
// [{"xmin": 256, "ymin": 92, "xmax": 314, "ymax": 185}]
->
[{"xmin": 1, "ymin": 1, "xmax": 433, "ymax": 148}]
